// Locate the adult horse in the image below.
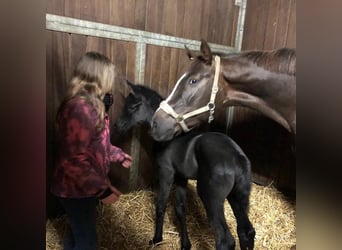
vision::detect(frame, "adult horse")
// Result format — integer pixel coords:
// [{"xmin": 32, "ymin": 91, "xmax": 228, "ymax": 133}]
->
[
  {"xmin": 115, "ymin": 81, "xmax": 255, "ymax": 250},
  {"xmin": 150, "ymin": 40, "xmax": 296, "ymax": 142}
]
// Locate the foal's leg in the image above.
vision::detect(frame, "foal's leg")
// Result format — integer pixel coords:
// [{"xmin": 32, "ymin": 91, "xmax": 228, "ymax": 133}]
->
[
  {"xmin": 150, "ymin": 166, "xmax": 175, "ymax": 245},
  {"xmin": 227, "ymin": 176, "xmax": 255, "ymax": 250},
  {"xmin": 197, "ymin": 180, "xmax": 235, "ymax": 250},
  {"xmin": 174, "ymin": 177, "xmax": 191, "ymax": 250}
]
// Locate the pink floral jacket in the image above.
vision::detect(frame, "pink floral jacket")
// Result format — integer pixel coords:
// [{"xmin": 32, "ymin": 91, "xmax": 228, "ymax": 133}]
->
[{"xmin": 50, "ymin": 97, "xmax": 125, "ymax": 199}]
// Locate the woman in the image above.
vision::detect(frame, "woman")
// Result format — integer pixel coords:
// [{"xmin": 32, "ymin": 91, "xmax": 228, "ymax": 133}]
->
[{"xmin": 50, "ymin": 52, "xmax": 132, "ymax": 250}]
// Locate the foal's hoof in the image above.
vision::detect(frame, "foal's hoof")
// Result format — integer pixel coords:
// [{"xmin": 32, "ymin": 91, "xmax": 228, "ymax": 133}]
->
[
  {"xmin": 180, "ymin": 245, "xmax": 191, "ymax": 250},
  {"xmin": 239, "ymin": 229, "xmax": 255, "ymax": 250},
  {"xmin": 180, "ymin": 240, "xmax": 191, "ymax": 250}
]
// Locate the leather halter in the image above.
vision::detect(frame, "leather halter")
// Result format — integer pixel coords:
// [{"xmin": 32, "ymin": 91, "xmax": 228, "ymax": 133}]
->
[{"xmin": 159, "ymin": 56, "xmax": 221, "ymax": 132}]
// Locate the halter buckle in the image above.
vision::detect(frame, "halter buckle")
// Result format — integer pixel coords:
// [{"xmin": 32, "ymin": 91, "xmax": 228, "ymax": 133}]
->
[
  {"xmin": 208, "ymin": 111, "xmax": 215, "ymax": 123},
  {"xmin": 176, "ymin": 115, "xmax": 184, "ymax": 123},
  {"xmin": 208, "ymin": 103, "xmax": 216, "ymax": 123},
  {"xmin": 208, "ymin": 102, "xmax": 215, "ymax": 111}
]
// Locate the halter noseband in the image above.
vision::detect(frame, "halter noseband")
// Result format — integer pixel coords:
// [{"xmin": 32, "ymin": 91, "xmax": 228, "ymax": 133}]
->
[{"xmin": 159, "ymin": 55, "xmax": 221, "ymax": 132}]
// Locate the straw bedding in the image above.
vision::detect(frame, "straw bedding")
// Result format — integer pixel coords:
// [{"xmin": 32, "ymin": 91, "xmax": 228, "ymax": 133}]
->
[{"xmin": 46, "ymin": 181, "xmax": 295, "ymax": 249}]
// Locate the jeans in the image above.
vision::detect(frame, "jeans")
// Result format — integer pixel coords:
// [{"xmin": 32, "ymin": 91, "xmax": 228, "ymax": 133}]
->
[{"xmin": 59, "ymin": 197, "xmax": 98, "ymax": 250}]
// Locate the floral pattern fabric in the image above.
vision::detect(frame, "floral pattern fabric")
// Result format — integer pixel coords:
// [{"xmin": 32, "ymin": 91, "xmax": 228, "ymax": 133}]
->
[{"xmin": 51, "ymin": 98, "xmax": 125, "ymax": 198}]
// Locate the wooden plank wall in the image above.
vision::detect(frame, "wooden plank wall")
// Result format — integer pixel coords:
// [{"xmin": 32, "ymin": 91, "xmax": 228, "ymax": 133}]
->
[
  {"xmin": 226, "ymin": 0, "xmax": 296, "ymax": 195},
  {"xmin": 46, "ymin": 0, "xmax": 241, "ymax": 198},
  {"xmin": 46, "ymin": 0, "xmax": 239, "ymax": 45},
  {"xmin": 242, "ymin": 0, "xmax": 296, "ymax": 49}
]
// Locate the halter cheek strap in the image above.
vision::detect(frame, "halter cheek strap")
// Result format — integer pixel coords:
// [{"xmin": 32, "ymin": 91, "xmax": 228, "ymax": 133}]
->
[{"xmin": 159, "ymin": 55, "xmax": 221, "ymax": 132}]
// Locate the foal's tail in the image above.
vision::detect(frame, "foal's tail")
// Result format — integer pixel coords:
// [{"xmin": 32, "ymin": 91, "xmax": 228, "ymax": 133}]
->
[
  {"xmin": 237, "ymin": 153, "xmax": 252, "ymax": 181},
  {"xmin": 230, "ymin": 154, "xmax": 252, "ymax": 211}
]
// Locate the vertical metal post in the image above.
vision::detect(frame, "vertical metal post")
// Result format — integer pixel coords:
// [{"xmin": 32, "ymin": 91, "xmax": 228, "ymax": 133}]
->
[
  {"xmin": 226, "ymin": 0, "xmax": 247, "ymax": 134},
  {"xmin": 128, "ymin": 42, "xmax": 146, "ymax": 190},
  {"xmin": 235, "ymin": 0, "xmax": 247, "ymax": 51},
  {"xmin": 225, "ymin": 106, "xmax": 235, "ymax": 135}
]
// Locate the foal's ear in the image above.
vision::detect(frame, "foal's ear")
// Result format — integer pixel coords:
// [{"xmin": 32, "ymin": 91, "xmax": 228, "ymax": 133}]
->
[
  {"xmin": 126, "ymin": 80, "xmax": 135, "ymax": 89},
  {"xmin": 200, "ymin": 39, "xmax": 212, "ymax": 65},
  {"xmin": 126, "ymin": 80, "xmax": 137, "ymax": 95},
  {"xmin": 185, "ymin": 45, "xmax": 195, "ymax": 60}
]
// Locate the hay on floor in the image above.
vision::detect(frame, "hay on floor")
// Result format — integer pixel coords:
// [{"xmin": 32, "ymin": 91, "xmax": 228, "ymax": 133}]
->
[{"xmin": 46, "ymin": 181, "xmax": 295, "ymax": 250}]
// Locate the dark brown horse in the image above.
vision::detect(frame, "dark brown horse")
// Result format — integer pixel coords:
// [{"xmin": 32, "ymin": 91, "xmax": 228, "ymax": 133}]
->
[{"xmin": 150, "ymin": 40, "xmax": 296, "ymax": 141}]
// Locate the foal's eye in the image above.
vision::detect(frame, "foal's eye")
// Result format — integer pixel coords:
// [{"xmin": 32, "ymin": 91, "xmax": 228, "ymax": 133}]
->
[
  {"xmin": 189, "ymin": 79, "xmax": 197, "ymax": 85},
  {"xmin": 128, "ymin": 103, "xmax": 140, "ymax": 112}
]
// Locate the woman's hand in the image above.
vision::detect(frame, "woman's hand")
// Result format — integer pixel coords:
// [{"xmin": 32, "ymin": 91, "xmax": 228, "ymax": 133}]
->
[{"xmin": 121, "ymin": 153, "xmax": 132, "ymax": 168}]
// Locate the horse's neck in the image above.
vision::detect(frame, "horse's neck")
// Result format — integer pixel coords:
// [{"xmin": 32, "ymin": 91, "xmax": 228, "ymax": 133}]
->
[
  {"xmin": 221, "ymin": 61, "xmax": 296, "ymax": 133},
  {"xmin": 222, "ymin": 58, "xmax": 295, "ymax": 88}
]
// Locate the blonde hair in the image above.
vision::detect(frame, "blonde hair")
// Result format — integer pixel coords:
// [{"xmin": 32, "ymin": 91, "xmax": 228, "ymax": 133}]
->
[{"xmin": 58, "ymin": 52, "xmax": 116, "ymax": 131}]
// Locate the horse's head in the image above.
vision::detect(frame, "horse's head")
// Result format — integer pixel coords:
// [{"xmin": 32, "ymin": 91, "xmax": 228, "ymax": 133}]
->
[
  {"xmin": 115, "ymin": 81, "xmax": 161, "ymax": 134},
  {"xmin": 151, "ymin": 40, "xmax": 222, "ymax": 141}
]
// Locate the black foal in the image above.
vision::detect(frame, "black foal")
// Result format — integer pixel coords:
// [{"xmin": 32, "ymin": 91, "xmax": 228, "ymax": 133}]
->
[{"xmin": 115, "ymin": 81, "xmax": 255, "ymax": 250}]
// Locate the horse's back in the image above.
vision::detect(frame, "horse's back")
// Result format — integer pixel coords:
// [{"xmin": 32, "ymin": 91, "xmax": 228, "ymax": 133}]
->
[
  {"xmin": 195, "ymin": 132, "xmax": 250, "ymax": 178},
  {"xmin": 196, "ymin": 132, "xmax": 248, "ymax": 160},
  {"xmin": 157, "ymin": 132, "xmax": 250, "ymax": 181}
]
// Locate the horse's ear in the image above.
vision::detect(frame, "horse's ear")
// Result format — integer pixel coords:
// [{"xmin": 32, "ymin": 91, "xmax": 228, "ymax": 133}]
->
[
  {"xmin": 200, "ymin": 39, "xmax": 212, "ymax": 65},
  {"xmin": 185, "ymin": 45, "xmax": 195, "ymax": 61}
]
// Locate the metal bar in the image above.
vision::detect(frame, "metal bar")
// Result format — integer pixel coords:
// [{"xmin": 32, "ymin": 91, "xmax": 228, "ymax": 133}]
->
[
  {"xmin": 128, "ymin": 129, "xmax": 141, "ymax": 190},
  {"xmin": 226, "ymin": 0, "xmax": 247, "ymax": 131},
  {"xmin": 225, "ymin": 107, "xmax": 235, "ymax": 135},
  {"xmin": 46, "ymin": 14, "xmax": 238, "ymax": 53},
  {"xmin": 235, "ymin": 0, "xmax": 247, "ymax": 51},
  {"xmin": 128, "ymin": 42, "xmax": 147, "ymax": 190},
  {"xmin": 135, "ymin": 43, "xmax": 146, "ymax": 83}
]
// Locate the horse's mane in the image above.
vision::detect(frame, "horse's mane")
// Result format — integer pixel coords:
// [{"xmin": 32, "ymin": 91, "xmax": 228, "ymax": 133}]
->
[{"xmin": 217, "ymin": 48, "xmax": 296, "ymax": 76}]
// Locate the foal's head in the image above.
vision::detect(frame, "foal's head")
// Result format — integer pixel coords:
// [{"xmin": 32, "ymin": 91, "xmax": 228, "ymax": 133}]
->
[
  {"xmin": 151, "ymin": 40, "xmax": 222, "ymax": 141},
  {"xmin": 116, "ymin": 81, "xmax": 163, "ymax": 134}
]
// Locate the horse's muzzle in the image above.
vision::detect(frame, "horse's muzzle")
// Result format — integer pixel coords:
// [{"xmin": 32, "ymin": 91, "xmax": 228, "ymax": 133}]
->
[{"xmin": 150, "ymin": 110, "xmax": 179, "ymax": 141}]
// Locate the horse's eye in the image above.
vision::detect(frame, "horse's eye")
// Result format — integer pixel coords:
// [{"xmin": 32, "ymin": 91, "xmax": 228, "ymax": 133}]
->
[{"xmin": 189, "ymin": 79, "xmax": 197, "ymax": 85}]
